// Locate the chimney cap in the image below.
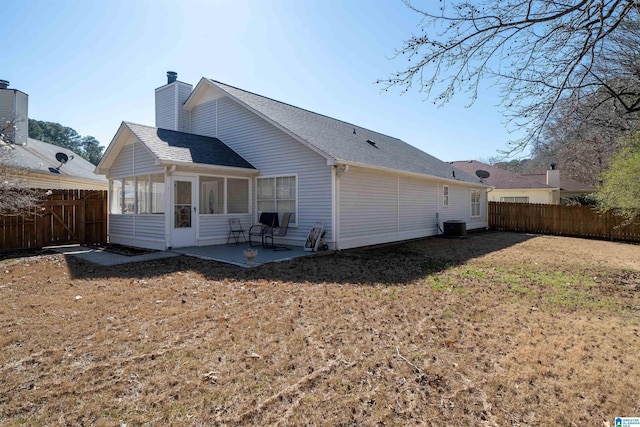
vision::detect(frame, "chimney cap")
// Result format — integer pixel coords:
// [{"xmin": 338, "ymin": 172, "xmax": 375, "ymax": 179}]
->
[
  {"xmin": 167, "ymin": 71, "xmax": 178, "ymax": 84},
  {"xmin": 549, "ymin": 163, "xmax": 557, "ymax": 170},
  {"xmin": 0, "ymin": 80, "xmax": 9, "ymax": 89}
]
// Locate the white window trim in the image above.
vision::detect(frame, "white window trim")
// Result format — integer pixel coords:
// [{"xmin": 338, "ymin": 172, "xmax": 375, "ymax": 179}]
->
[
  {"xmin": 198, "ymin": 175, "xmax": 251, "ymax": 215},
  {"xmin": 442, "ymin": 185, "xmax": 449, "ymax": 208},
  {"xmin": 470, "ymin": 189, "xmax": 481, "ymax": 218},
  {"xmin": 109, "ymin": 174, "xmax": 166, "ymax": 215},
  {"xmin": 256, "ymin": 174, "xmax": 298, "ymax": 227}
]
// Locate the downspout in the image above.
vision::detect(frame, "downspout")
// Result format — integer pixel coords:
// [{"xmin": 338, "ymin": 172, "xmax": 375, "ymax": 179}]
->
[{"xmin": 332, "ymin": 165, "xmax": 338, "ymax": 250}]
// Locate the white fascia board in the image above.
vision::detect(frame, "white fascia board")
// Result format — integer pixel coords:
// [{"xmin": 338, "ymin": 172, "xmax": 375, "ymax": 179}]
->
[
  {"xmin": 94, "ymin": 122, "xmax": 129, "ymax": 175},
  {"xmin": 182, "ymin": 78, "xmax": 218, "ymax": 111},
  {"xmin": 157, "ymin": 159, "xmax": 259, "ymax": 175}
]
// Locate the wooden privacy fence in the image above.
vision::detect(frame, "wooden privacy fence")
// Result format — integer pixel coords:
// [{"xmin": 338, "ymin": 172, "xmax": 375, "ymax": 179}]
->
[
  {"xmin": 0, "ymin": 189, "xmax": 107, "ymax": 251},
  {"xmin": 489, "ymin": 202, "xmax": 640, "ymax": 242}
]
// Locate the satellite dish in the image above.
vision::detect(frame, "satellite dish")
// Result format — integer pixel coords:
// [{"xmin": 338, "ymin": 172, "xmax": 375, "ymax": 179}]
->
[
  {"xmin": 55, "ymin": 152, "xmax": 69, "ymax": 164},
  {"xmin": 475, "ymin": 169, "xmax": 490, "ymax": 179}
]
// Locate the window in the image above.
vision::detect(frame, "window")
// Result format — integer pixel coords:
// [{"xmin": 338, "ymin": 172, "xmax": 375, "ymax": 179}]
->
[
  {"xmin": 257, "ymin": 175, "xmax": 296, "ymax": 223},
  {"xmin": 471, "ymin": 189, "xmax": 481, "ymax": 217},
  {"xmin": 110, "ymin": 179, "xmax": 122, "ymax": 214},
  {"xmin": 136, "ymin": 176, "xmax": 148, "ymax": 214},
  {"xmin": 109, "ymin": 175, "xmax": 165, "ymax": 214},
  {"xmin": 200, "ymin": 177, "xmax": 225, "ymax": 214},
  {"xmin": 123, "ymin": 178, "xmax": 135, "ymax": 213},
  {"xmin": 199, "ymin": 176, "xmax": 250, "ymax": 215},
  {"xmin": 500, "ymin": 196, "xmax": 529, "ymax": 203},
  {"xmin": 443, "ymin": 185, "xmax": 449, "ymax": 207},
  {"xmin": 228, "ymin": 178, "xmax": 249, "ymax": 214},
  {"xmin": 150, "ymin": 175, "xmax": 165, "ymax": 213}
]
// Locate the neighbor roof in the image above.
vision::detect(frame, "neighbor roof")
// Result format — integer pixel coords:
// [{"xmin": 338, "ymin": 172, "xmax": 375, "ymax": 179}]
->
[
  {"xmin": 3, "ymin": 137, "xmax": 106, "ymax": 184},
  {"xmin": 123, "ymin": 122, "xmax": 256, "ymax": 170},
  {"xmin": 522, "ymin": 173, "xmax": 596, "ymax": 192},
  {"xmin": 450, "ymin": 160, "xmax": 554, "ymax": 190},
  {"xmin": 205, "ymin": 79, "xmax": 484, "ymax": 185}
]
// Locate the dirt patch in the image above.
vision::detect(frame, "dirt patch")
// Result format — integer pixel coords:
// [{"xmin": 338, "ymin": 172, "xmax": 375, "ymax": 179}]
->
[{"xmin": 1, "ymin": 232, "xmax": 638, "ymax": 426}]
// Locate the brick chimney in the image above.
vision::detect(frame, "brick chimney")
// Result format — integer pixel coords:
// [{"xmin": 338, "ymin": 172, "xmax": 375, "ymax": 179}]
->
[{"xmin": 546, "ymin": 163, "xmax": 560, "ymax": 188}]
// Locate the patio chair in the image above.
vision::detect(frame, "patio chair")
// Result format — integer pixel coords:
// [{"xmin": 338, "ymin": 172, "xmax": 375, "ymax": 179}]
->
[
  {"xmin": 227, "ymin": 218, "xmax": 247, "ymax": 244},
  {"xmin": 263, "ymin": 212, "xmax": 292, "ymax": 250},
  {"xmin": 249, "ymin": 212, "xmax": 279, "ymax": 248}
]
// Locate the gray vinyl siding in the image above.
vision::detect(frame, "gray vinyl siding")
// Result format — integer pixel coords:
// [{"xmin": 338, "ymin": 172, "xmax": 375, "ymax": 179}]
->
[
  {"xmin": 0, "ymin": 89, "xmax": 28, "ymax": 145},
  {"xmin": 109, "ymin": 215, "xmax": 166, "ymax": 249},
  {"xmin": 155, "ymin": 83, "xmax": 192, "ymax": 132},
  {"xmin": 198, "ymin": 213, "xmax": 253, "ymax": 245},
  {"xmin": 177, "ymin": 83, "xmax": 192, "ymax": 133},
  {"xmin": 155, "ymin": 85, "xmax": 176, "ymax": 130},
  {"xmin": 191, "ymin": 95, "xmax": 333, "ymax": 245},
  {"xmin": 191, "ymin": 99, "xmax": 217, "ymax": 137},
  {"xmin": 338, "ymin": 166, "xmax": 486, "ymax": 249},
  {"xmin": 399, "ymin": 175, "xmax": 437, "ymax": 233},
  {"xmin": 109, "ymin": 140, "xmax": 163, "ymax": 178}
]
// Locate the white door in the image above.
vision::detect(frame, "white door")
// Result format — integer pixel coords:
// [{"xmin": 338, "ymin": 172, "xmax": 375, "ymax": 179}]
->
[{"xmin": 171, "ymin": 176, "xmax": 197, "ymax": 248}]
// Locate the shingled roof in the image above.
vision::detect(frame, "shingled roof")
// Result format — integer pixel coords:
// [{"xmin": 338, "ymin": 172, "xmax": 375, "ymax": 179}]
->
[
  {"xmin": 450, "ymin": 160, "xmax": 554, "ymax": 189},
  {"xmin": 207, "ymin": 80, "xmax": 484, "ymax": 186},
  {"xmin": 5, "ymin": 138, "xmax": 106, "ymax": 184},
  {"xmin": 522, "ymin": 173, "xmax": 596, "ymax": 192},
  {"xmin": 124, "ymin": 122, "xmax": 256, "ymax": 170}
]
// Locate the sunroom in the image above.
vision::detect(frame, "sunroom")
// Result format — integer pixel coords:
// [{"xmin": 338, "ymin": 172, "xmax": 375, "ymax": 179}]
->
[{"xmin": 96, "ymin": 122, "xmax": 258, "ymax": 250}]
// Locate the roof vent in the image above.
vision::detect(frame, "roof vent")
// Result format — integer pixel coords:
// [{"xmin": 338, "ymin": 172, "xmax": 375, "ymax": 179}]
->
[
  {"xmin": 167, "ymin": 71, "xmax": 178, "ymax": 84},
  {"xmin": 366, "ymin": 139, "xmax": 378, "ymax": 148},
  {"xmin": 0, "ymin": 80, "xmax": 9, "ymax": 90}
]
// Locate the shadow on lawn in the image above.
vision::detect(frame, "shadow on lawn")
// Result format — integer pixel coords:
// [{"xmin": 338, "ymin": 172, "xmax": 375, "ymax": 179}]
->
[{"xmin": 64, "ymin": 231, "xmax": 535, "ymax": 286}]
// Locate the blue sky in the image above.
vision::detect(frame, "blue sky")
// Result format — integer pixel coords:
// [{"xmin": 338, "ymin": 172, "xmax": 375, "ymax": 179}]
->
[{"xmin": 1, "ymin": 0, "xmax": 523, "ymax": 162}]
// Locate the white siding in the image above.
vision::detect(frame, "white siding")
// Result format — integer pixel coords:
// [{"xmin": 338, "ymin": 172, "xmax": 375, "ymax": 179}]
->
[
  {"xmin": 109, "ymin": 214, "xmax": 166, "ymax": 250},
  {"xmin": 155, "ymin": 82, "xmax": 192, "ymax": 131},
  {"xmin": 191, "ymin": 95, "xmax": 333, "ymax": 246},
  {"xmin": 198, "ymin": 213, "xmax": 253, "ymax": 245},
  {"xmin": 177, "ymin": 83, "xmax": 192, "ymax": 133},
  {"xmin": 109, "ymin": 140, "xmax": 163, "ymax": 178},
  {"xmin": 338, "ymin": 166, "xmax": 488, "ymax": 249},
  {"xmin": 155, "ymin": 85, "xmax": 176, "ymax": 130},
  {"xmin": 191, "ymin": 99, "xmax": 217, "ymax": 137},
  {"xmin": 0, "ymin": 89, "xmax": 28, "ymax": 145}
]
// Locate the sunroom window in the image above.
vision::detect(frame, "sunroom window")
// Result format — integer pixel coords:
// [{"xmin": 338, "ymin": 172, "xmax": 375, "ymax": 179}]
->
[
  {"xmin": 109, "ymin": 175, "xmax": 165, "ymax": 214},
  {"xmin": 199, "ymin": 176, "xmax": 250, "ymax": 215}
]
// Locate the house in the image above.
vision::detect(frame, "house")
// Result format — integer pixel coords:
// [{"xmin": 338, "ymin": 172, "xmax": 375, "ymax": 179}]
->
[
  {"xmin": 0, "ymin": 80, "xmax": 108, "ymax": 191},
  {"xmin": 95, "ymin": 72, "xmax": 489, "ymax": 250},
  {"xmin": 451, "ymin": 160, "xmax": 595, "ymax": 205},
  {"xmin": 521, "ymin": 170, "xmax": 596, "ymax": 204}
]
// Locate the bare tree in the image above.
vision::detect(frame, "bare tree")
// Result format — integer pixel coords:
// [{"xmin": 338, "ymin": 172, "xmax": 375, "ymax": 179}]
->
[
  {"xmin": 0, "ymin": 117, "xmax": 45, "ymax": 215},
  {"xmin": 380, "ymin": 0, "xmax": 640, "ymax": 152}
]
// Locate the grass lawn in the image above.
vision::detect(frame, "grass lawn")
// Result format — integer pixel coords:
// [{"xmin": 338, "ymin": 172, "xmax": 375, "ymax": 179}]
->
[{"xmin": 1, "ymin": 232, "xmax": 639, "ymax": 426}]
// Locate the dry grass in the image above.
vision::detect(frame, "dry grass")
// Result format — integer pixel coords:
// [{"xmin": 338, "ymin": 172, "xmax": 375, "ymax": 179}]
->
[{"xmin": 1, "ymin": 232, "xmax": 639, "ymax": 426}]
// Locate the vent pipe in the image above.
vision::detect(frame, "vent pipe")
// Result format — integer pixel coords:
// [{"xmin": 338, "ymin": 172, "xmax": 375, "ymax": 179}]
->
[
  {"xmin": 0, "ymin": 80, "xmax": 9, "ymax": 90},
  {"xmin": 167, "ymin": 71, "xmax": 178, "ymax": 84}
]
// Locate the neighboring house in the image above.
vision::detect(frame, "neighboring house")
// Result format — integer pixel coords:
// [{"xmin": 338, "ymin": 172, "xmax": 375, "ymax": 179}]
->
[
  {"xmin": 521, "ymin": 171, "xmax": 596, "ymax": 203},
  {"xmin": 0, "ymin": 80, "xmax": 107, "ymax": 191},
  {"xmin": 451, "ymin": 160, "xmax": 595, "ymax": 205},
  {"xmin": 96, "ymin": 72, "xmax": 489, "ymax": 250}
]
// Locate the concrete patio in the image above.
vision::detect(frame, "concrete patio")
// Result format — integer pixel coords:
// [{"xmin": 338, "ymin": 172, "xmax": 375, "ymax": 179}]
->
[
  {"xmin": 50, "ymin": 242, "xmax": 323, "ymax": 267},
  {"xmin": 171, "ymin": 243, "xmax": 319, "ymax": 267}
]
